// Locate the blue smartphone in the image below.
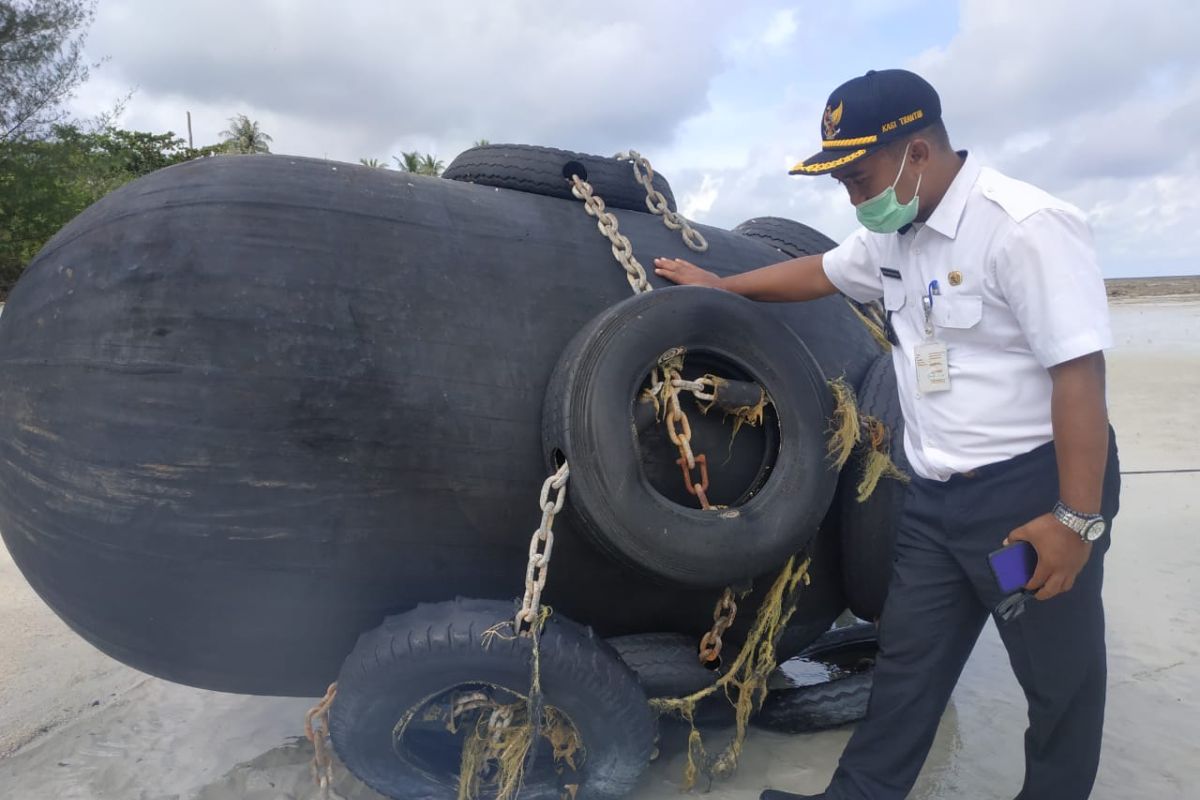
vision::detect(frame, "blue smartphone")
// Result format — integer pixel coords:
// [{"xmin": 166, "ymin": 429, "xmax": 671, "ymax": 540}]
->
[{"xmin": 988, "ymin": 540, "xmax": 1038, "ymax": 595}]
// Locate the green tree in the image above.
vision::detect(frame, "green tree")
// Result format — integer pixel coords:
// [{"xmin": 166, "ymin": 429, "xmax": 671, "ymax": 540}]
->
[
  {"xmin": 0, "ymin": 124, "xmax": 218, "ymax": 296},
  {"xmin": 0, "ymin": 0, "xmax": 97, "ymax": 143},
  {"xmin": 473, "ymin": 139, "xmax": 490, "ymax": 147},
  {"xmin": 219, "ymin": 113, "xmax": 272, "ymax": 154},
  {"xmin": 419, "ymin": 153, "xmax": 443, "ymax": 177},
  {"xmin": 393, "ymin": 150, "xmax": 422, "ymax": 173},
  {"xmin": 392, "ymin": 150, "xmax": 443, "ymax": 176},
  {"xmin": 358, "ymin": 157, "xmax": 387, "ymax": 168}
]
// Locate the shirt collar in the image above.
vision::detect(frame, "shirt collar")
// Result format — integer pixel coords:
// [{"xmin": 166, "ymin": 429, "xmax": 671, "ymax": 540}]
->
[{"xmin": 918, "ymin": 150, "xmax": 979, "ymax": 240}]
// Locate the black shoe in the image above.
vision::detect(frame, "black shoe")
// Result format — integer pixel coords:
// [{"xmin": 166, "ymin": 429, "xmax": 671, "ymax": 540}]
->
[{"xmin": 760, "ymin": 790, "xmax": 824, "ymax": 800}]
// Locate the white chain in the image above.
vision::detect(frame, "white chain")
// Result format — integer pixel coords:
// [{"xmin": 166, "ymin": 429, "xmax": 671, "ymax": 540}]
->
[
  {"xmin": 569, "ymin": 175, "xmax": 653, "ymax": 294},
  {"xmin": 515, "ymin": 461, "xmax": 571, "ymax": 633},
  {"xmin": 615, "ymin": 150, "xmax": 709, "ymax": 253}
]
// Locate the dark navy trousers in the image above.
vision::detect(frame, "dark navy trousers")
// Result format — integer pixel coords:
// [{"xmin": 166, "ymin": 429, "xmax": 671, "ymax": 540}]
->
[{"xmin": 826, "ymin": 434, "xmax": 1121, "ymax": 800}]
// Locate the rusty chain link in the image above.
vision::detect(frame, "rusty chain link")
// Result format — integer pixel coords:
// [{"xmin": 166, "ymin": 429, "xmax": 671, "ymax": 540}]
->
[
  {"xmin": 649, "ymin": 356, "xmax": 714, "ymax": 511},
  {"xmin": 698, "ymin": 587, "xmax": 739, "ymax": 664},
  {"xmin": 305, "ymin": 682, "xmax": 339, "ymax": 798},
  {"xmin": 615, "ymin": 150, "xmax": 709, "ymax": 253},
  {"xmin": 514, "ymin": 461, "xmax": 571, "ymax": 634},
  {"xmin": 569, "ymin": 175, "xmax": 653, "ymax": 295}
]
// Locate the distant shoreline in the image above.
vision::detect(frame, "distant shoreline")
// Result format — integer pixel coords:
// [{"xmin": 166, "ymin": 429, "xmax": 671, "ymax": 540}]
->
[{"xmin": 1106, "ymin": 275, "xmax": 1200, "ymax": 301}]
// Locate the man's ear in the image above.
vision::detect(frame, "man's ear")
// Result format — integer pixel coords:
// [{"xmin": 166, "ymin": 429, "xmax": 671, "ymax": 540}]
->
[{"xmin": 908, "ymin": 137, "xmax": 932, "ymax": 166}]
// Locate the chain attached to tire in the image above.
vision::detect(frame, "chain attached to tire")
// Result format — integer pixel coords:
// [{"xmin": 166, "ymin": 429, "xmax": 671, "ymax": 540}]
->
[
  {"xmin": 698, "ymin": 587, "xmax": 739, "ymax": 664},
  {"xmin": 615, "ymin": 150, "xmax": 709, "ymax": 253},
  {"xmin": 514, "ymin": 461, "xmax": 571, "ymax": 634},
  {"xmin": 569, "ymin": 175, "xmax": 653, "ymax": 295},
  {"xmin": 647, "ymin": 351, "xmax": 716, "ymax": 511}
]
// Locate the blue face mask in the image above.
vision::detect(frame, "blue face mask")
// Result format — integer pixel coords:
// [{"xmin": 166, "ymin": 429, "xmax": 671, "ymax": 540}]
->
[{"xmin": 855, "ymin": 143, "xmax": 922, "ymax": 233}]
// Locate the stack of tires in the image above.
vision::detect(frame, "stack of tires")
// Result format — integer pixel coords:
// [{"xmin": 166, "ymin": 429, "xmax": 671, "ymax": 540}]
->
[{"xmin": 0, "ymin": 143, "xmax": 912, "ymax": 800}]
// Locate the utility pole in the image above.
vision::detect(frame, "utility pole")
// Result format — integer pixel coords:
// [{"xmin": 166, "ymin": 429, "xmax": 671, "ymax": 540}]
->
[{"xmin": 186, "ymin": 111, "xmax": 194, "ymax": 149}]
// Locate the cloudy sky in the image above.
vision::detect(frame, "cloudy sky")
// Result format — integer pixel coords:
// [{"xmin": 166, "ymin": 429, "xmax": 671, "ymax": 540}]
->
[{"xmin": 68, "ymin": 0, "xmax": 1198, "ymax": 278}]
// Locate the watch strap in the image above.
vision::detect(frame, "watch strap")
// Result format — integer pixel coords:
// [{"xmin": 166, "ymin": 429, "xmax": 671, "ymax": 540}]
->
[{"xmin": 1053, "ymin": 500, "xmax": 1103, "ymax": 539}]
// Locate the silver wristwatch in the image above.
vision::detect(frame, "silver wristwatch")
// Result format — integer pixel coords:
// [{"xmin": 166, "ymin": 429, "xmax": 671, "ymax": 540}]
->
[{"xmin": 1052, "ymin": 500, "xmax": 1107, "ymax": 542}]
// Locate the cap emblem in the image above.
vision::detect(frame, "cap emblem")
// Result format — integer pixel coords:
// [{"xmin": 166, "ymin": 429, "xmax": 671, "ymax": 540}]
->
[{"xmin": 822, "ymin": 101, "xmax": 844, "ymax": 140}]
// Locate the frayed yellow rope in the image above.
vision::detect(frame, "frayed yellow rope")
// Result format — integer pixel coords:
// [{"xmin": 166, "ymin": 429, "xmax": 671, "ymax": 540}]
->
[
  {"xmin": 826, "ymin": 377, "xmax": 860, "ymax": 470},
  {"xmin": 650, "ymin": 555, "xmax": 812, "ymax": 789},
  {"xmin": 846, "ymin": 299, "xmax": 891, "ymax": 351},
  {"xmin": 458, "ymin": 607, "xmax": 577, "ymax": 800},
  {"xmin": 854, "ymin": 416, "xmax": 910, "ymax": 502}
]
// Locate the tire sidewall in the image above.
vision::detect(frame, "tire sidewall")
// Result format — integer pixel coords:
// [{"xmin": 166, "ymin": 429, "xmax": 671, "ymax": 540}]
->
[
  {"xmin": 544, "ymin": 286, "xmax": 836, "ymax": 587},
  {"xmin": 330, "ymin": 602, "xmax": 655, "ymax": 800}
]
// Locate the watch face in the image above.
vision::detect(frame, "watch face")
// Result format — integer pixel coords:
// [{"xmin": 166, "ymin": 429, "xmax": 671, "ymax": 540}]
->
[{"xmin": 1084, "ymin": 519, "xmax": 1107, "ymax": 541}]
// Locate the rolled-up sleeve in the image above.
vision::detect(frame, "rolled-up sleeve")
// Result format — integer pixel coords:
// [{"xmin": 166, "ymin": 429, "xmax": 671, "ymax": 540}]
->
[
  {"xmin": 821, "ymin": 227, "xmax": 884, "ymax": 303},
  {"xmin": 995, "ymin": 208, "xmax": 1112, "ymax": 367}
]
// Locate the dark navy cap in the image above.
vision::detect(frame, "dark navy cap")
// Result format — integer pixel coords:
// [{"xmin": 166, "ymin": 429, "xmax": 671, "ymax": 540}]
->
[{"xmin": 790, "ymin": 69, "xmax": 942, "ymax": 176}]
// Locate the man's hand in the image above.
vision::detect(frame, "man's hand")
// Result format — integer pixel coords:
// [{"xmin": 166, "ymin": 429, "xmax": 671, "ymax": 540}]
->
[
  {"xmin": 653, "ymin": 257, "xmax": 723, "ymax": 288},
  {"xmin": 1006, "ymin": 513, "xmax": 1093, "ymax": 601}
]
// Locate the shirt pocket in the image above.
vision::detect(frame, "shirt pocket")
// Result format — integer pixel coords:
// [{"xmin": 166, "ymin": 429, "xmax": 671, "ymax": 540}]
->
[
  {"xmin": 882, "ymin": 278, "xmax": 907, "ymax": 311},
  {"xmin": 931, "ymin": 293, "xmax": 983, "ymax": 329}
]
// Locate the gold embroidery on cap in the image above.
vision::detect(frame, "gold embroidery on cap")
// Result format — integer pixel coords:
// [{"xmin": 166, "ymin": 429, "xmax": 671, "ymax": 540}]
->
[
  {"xmin": 792, "ymin": 149, "xmax": 867, "ymax": 174},
  {"xmin": 822, "ymin": 134, "xmax": 878, "ymax": 148},
  {"xmin": 948, "ymin": 270, "xmax": 963, "ymax": 287},
  {"xmin": 823, "ymin": 101, "xmax": 844, "ymax": 140}
]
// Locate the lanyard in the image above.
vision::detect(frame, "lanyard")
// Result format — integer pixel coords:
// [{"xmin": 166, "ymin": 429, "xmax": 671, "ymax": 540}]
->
[{"xmin": 922, "ymin": 279, "xmax": 940, "ymax": 338}]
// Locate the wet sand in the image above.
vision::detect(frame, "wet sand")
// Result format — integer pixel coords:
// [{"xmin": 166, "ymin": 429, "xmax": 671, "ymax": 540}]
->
[{"xmin": 1, "ymin": 300, "xmax": 1197, "ymax": 800}]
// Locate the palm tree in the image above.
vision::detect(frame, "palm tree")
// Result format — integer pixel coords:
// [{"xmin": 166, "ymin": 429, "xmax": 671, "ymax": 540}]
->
[
  {"xmin": 359, "ymin": 158, "xmax": 388, "ymax": 168},
  {"xmin": 419, "ymin": 153, "xmax": 444, "ymax": 177},
  {"xmin": 219, "ymin": 114, "xmax": 273, "ymax": 154},
  {"xmin": 394, "ymin": 151, "xmax": 422, "ymax": 173}
]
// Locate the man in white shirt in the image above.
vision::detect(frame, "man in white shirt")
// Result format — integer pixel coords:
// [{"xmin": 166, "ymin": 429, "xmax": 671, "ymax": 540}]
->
[{"xmin": 654, "ymin": 69, "xmax": 1119, "ymax": 800}]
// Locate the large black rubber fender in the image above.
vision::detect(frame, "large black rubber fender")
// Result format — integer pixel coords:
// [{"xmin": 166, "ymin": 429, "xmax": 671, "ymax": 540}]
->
[
  {"xmin": 330, "ymin": 598, "xmax": 656, "ymax": 800},
  {"xmin": 837, "ymin": 353, "xmax": 910, "ymax": 620},
  {"xmin": 0, "ymin": 154, "xmax": 881, "ymax": 695},
  {"xmin": 543, "ymin": 286, "xmax": 836, "ymax": 587},
  {"xmin": 444, "ymin": 143, "xmax": 676, "ymax": 212}
]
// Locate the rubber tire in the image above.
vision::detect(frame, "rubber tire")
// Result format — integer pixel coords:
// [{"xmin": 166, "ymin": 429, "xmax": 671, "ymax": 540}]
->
[
  {"xmin": 329, "ymin": 598, "xmax": 657, "ymax": 800},
  {"xmin": 607, "ymin": 633, "xmax": 717, "ymax": 697},
  {"xmin": 797, "ymin": 621, "xmax": 878, "ymax": 661},
  {"xmin": 754, "ymin": 623, "xmax": 878, "ymax": 733},
  {"xmin": 732, "ymin": 217, "xmax": 837, "ymax": 257},
  {"xmin": 754, "ymin": 673, "xmax": 873, "ymax": 733},
  {"xmin": 607, "ymin": 633, "xmax": 735, "ymax": 727},
  {"xmin": 838, "ymin": 353, "xmax": 910, "ymax": 621},
  {"xmin": 542, "ymin": 285, "xmax": 837, "ymax": 588},
  {"xmin": 444, "ymin": 144, "xmax": 677, "ymax": 213}
]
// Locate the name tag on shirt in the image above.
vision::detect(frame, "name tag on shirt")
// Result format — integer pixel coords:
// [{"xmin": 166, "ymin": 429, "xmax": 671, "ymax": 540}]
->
[{"xmin": 915, "ymin": 341, "xmax": 951, "ymax": 393}]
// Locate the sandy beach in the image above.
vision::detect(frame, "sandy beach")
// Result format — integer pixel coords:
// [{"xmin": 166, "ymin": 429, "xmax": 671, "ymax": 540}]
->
[{"xmin": 1, "ymin": 298, "xmax": 1197, "ymax": 800}]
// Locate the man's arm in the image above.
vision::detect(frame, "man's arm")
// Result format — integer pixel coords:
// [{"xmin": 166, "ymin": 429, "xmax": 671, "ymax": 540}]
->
[
  {"xmin": 653, "ymin": 254, "xmax": 840, "ymax": 302},
  {"xmin": 1007, "ymin": 351, "xmax": 1109, "ymax": 600}
]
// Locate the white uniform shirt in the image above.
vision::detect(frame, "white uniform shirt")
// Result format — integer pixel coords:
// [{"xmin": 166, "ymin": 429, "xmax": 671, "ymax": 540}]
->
[{"xmin": 822, "ymin": 153, "xmax": 1112, "ymax": 481}]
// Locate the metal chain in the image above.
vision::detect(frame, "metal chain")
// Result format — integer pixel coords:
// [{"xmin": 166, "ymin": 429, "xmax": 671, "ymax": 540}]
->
[
  {"xmin": 615, "ymin": 150, "xmax": 709, "ymax": 253},
  {"xmin": 515, "ymin": 461, "xmax": 571, "ymax": 633},
  {"xmin": 569, "ymin": 175, "xmax": 652, "ymax": 295},
  {"xmin": 305, "ymin": 682, "xmax": 339, "ymax": 798},
  {"xmin": 698, "ymin": 587, "xmax": 739, "ymax": 663},
  {"xmin": 652, "ymin": 361, "xmax": 713, "ymax": 511}
]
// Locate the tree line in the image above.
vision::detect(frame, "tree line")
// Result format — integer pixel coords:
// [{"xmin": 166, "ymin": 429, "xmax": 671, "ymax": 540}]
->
[{"xmin": 0, "ymin": 0, "xmax": 476, "ymax": 297}]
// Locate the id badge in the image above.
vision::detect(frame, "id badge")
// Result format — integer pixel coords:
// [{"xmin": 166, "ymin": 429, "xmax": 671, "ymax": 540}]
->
[{"xmin": 914, "ymin": 340, "xmax": 951, "ymax": 393}]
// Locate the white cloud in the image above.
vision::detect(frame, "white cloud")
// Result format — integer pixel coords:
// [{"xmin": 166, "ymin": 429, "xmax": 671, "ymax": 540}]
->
[
  {"xmin": 761, "ymin": 9, "xmax": 798, "ymax": 47},
  {"xmin": 70, "ymin": 0, "xmax": 731, "ymax": 162},
  {"xmin": 60, "ymin": 0, "xmax": 1200, "ymax": 277}
]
